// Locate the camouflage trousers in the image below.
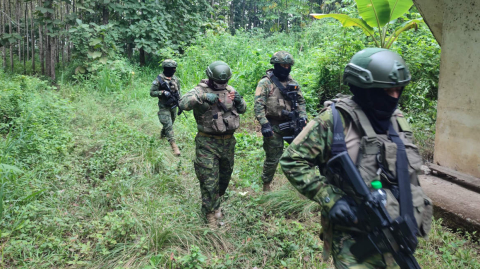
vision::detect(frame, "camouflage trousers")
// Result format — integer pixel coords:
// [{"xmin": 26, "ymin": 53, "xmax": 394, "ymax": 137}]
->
[
  {"xmin": 157, "ymin": 106, "xmax": 177, "ymax": 142},
  {"xmin": 332, "ymin": 230, "xmax": 399, "ymax": 269},
  {"xmin": 194, "ymin": 134, "xmax": 236, "ymax": 215},
  {"xmin": 261, "ymin": 126, "xmax": 292, "ymax": 184}
]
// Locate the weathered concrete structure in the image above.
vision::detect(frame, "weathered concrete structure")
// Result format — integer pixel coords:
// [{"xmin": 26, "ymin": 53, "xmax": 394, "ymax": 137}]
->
[{"xmin": 415, "ymin": 0, "xmax": 480, "ymax": 178}]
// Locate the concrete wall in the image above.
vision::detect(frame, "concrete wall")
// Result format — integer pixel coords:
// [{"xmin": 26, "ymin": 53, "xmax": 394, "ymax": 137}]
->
[{"xmin": 414, "ymin": 0, "xmax": 480, "ymax": 178}]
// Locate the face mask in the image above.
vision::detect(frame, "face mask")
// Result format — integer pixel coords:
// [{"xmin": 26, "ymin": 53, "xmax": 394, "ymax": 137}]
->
[
  {"xmin": 163, "ymin": 67, "xmax": 176, "ymax": 77},
  {"xmin": 350, "ymin": 85, "xmax": 402, "ymax": 134},
  {"xmin": 273, "ymin": 64, "xmax": 291, "ymax": 81},
  {"xmin": 207, "ymin": 79, "xmax": 228, "ymax": 90}
]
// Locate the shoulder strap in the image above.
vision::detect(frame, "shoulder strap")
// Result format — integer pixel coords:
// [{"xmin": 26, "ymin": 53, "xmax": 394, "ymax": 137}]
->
[
  {"xmin": 336, "ymin": 98, "xmax": 378, "ymax": 154},
  {"xmin": 330, "ymin": 103, "xmax": 348, "ymax": 157},
  {"xmin": 388, "ymin": 124, "xmax": 418, "ymax": 233},
  {"xmin": 267, "ymin": 71, "xmax": 292, "ymax": 101}
]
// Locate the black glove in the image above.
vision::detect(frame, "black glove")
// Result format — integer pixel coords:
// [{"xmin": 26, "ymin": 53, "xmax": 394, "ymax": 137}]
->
[
  {"xmin": 233, "ymin": 91, "xmax": 242, "ymax": 103},
  {"xmin": 261, "ymin": 123, "xmax": 273, "ymax": 138},
  {"xmin": 329, "ymin": 197, "xmax": 358, "ymax": 225},
  {"xmin": 163, "ymin": 91, "xmax": 171, "ymax": 98}
]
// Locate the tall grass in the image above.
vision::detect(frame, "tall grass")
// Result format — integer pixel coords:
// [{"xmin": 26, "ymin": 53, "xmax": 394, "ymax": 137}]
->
[{"xmin": 0, "ymin": 20, "xmax": 469, "ymax": 268}]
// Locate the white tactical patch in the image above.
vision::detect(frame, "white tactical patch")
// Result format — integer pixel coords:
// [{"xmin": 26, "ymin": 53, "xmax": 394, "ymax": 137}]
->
[{"xmin": 152, "ymin": 80, "xmax": 159, "ymax": 85}]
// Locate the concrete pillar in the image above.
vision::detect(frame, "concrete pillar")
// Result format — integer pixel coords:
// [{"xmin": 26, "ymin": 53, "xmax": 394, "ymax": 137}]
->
[{"xmin": 415, "ymin": 0, "xmax": 480, "ymax": 178}]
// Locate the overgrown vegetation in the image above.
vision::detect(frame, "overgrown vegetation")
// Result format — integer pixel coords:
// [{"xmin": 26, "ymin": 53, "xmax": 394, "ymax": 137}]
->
[{"xmin": 0, "ymin": 0, "xmax": 464, "ymax": 267}]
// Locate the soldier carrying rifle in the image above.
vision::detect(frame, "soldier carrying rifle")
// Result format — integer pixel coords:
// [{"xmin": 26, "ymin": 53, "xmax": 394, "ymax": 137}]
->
[
  {"xmin": 150, "ymin": 59, "xmax": 182, "ymax": 156},
  {"xmin": 254, "ymin": 51, "xmax": 307, "ymax": 192},
  {"xmin": 280, "ymin": 49, "xmax": 433, "ymax": 269}
]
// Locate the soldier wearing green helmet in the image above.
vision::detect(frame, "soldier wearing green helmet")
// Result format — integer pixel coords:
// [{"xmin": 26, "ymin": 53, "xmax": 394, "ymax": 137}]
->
[
  {"xmin": 150, "ymin": 59, "xmax": 182, "ymax": 156},
  {"xmin": 179, "ymin": 61, "xmax": 246, "ymax": 228},
  {"xmin": 254, "ymin": 51, "xmax": 307, "ymax": 192},
  {"xmin": 280, "ymin": 48, "xmax": 432, "ymax": 268}
]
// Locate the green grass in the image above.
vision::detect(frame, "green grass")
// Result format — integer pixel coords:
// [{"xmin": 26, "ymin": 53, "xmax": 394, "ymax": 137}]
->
[
  {"xmin": 0, "ymin": 68, "xmax": 478, "ymax": 268},
  {"xmin": 0, "ymin": 21, "xmax": 472, "ymax": 268}
]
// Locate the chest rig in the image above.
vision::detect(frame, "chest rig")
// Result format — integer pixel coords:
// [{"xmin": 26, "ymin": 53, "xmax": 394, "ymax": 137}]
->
[
  {"xmin": 263, "ymin": 71, "xmax": 295, "ymax": 120},
  {"xmin": 326, "ymin": 98, "xmax": 432, "ymax": 236},
  {"xmin": 195, "ymin": 82, "xmax": 240, "ymax": 134}
]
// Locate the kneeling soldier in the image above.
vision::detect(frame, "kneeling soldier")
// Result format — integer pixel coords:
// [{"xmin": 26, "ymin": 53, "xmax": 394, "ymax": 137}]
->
[{"xmin": 179, "ymin": 61, "xmax": 246, "ymax": 228}]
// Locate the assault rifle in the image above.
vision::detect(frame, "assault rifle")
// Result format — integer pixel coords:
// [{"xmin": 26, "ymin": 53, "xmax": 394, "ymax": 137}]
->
[
  {"xmin": 278, "ymin": 83, "xmax": 306, "ymax": 143},
  {"xmin": 327, "ymin": 152, "xmax": 421, "ymax": 269},
  {"xmin": 158, "ymin": 75, "xmax": 184, "ymax": 116}
]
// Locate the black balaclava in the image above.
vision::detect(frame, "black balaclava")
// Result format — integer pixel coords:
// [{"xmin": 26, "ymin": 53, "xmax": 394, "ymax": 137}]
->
[
  {"xmin": 207, "ymin": 79, "xmax": 228, "ymax": 91},
  {"xmin": 163, "ymin": 67, "xmax": 176, "ymax": 77},
  {"xmin": 273, "ymin": 63, "xmax": 291, "ymax": 81},
  {"xmin": 349, "ymin": 85, "xmax": 402, "ymax": 134}
]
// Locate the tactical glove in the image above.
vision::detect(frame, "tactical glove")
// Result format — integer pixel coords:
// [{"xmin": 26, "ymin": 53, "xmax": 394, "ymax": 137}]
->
[
  {"xmin": 261, "ymin": 123, "xmax": 274, "ymax": 138},
  {"xmin": 204, "ymin": 93, "xmax": 219, "ymax": 105},
  {"xmin": 329, "ymin": 197, "xmax": 358, "ymax": 225},
  {"xmin": 233, "ymin": 91, "xmax": 243, "ymax": 104},
  {"xmin": 163, "ymin": 91, "xmax": 171, "ymax": 98}
]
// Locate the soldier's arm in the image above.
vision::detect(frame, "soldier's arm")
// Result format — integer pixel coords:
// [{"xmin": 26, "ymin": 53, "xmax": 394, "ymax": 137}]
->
[
  {"xmin": 280, "ymin": 109, "xmax": 346, "ymax": 213},
  {"xmin": 179, "ymin": 88, "xmax": 205, "ymax": 111},
  {"xmin": 254, "ymin": 79, "xmax": 270, "ymax": 125},
  {"xmin": 150, "ymin": 79, "xmax": 163, "ymax": 97},
  {"xmin": 231, "ymin": 87, "xmax": 247, "ymax": 114},
  {"xmin": 295, "ymin": 83, "xmax": 308, "ymax": 119}
]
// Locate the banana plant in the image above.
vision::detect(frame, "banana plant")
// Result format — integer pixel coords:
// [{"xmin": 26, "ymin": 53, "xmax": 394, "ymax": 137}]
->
[{"xmin": 311, "ymin": 0, "xmax": 422, "ymax": 48}]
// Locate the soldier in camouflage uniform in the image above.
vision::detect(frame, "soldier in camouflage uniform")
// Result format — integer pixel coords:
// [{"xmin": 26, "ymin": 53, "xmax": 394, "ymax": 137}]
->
[
  {"xmin": 150, "ymin": 59, "xmax": 182, "ymax": 156},
  {"xmin": 254, "ymin": 51, "xmax": 307, "ymax": 192},
  {"xmin": 280, "ymin": 49, "xmax": 433, "ymax": 268},
  {"xmin": 179, "ymin": 61, "xmax": 247, "ymax": 228}
]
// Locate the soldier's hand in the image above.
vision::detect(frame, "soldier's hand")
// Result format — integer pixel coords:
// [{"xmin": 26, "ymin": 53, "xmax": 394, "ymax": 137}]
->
[
  {"xmin": 163, "ymin": 91, "xmax": 171, "ymax": 98},
  {"xmin": 261, "ymin": 123, "xmax": 274, "ymax": 138},
  {"xmin": 204, "ymin": 93, "xmax": 219, "ymax": 104},
  {"xmin": 329, "ymin": 197, "xmax": 358, "ymax": 225},
  {"xmin": 227, "ymin": 90, "xmax": 236, "ymax": 101},
  {"xmin": 233, "ymin": 91, "xmax": 243, "ymax": 103}
]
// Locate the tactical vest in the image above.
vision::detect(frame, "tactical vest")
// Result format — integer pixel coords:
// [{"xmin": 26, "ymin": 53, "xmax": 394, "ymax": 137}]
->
[
  {"xmin": 263, "ymin": 72, "xmax": 294, "ymax": 120},
  {"xmin": 158, "ymin": 74, "xmax": 179, "ymax": 106},
  {"xmin": 328, "ymin": 97, "xmax": 433, "ymax": 237},
  {"xmin": 195, "ymin": 82, "xmax": 240, "ymax": 134}
]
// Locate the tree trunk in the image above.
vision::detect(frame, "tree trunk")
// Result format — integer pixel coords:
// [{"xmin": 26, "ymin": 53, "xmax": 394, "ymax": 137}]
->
[
  {"xmin": 102, "ymin": 5, "xmax": 109, "ymax": 25},
  {"xmin": 0, "ymin": 0, "xmax": 4, "ymax": 69},
  {"xmin": 9, "ymin": 0, "xmax": 13, "ymax": 72},
  {"xmin": 51, "ymin": 36, "xmax": 55, "ymax": 81},
  {"xmin": 31, "ymin": 1, "xmax": 35, "ymax": 74},
  {"xmin": 39, "ymin": 24, "xmax": 44, "ymax": 75},
  {"xmin": 17, "ymin": 0, "xmax": 21, "ymax": 63},
  {"xmin": 66, "ymin": 3, "xmax": 70, "ymax": 63},
  {"xmin": 46, "ymin": 26, "xmax": 50, "ymax": 77},
  {"xmin": 139, "ymin": 48, "xmax": 145, "ymax": 66}
]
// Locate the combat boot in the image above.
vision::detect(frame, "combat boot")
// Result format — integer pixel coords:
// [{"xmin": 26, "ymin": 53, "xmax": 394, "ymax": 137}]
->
[
  {"xmin": 206, "ymin": 212, "xmax": 217, "ymax": 229},
  {"xmin": 170, "ymin": 140, "xmax": 181, "ymax": 156},
  {"xmin": 263, "ymin": 182, "xmax": 272, "ymax": 192},
  {"xmin": 214, "ymin": 208, "xmax": 223, "ymax": 219}
]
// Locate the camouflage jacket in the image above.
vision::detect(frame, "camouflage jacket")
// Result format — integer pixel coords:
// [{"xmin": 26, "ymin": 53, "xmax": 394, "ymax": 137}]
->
[
  {"xmin": 179, "ymin": 79, "xmax": 247, "ymax": 133},
  {"xmin": 150, "ymin": 73, "xmax": 181, "ymax": 109},
  {"xmin": 254, "ymin": 70, "xmax": 307, "ymax": 126},
  {"xmin": 280, "ymin": 107, "xmax": 346, "ymax": 214}
]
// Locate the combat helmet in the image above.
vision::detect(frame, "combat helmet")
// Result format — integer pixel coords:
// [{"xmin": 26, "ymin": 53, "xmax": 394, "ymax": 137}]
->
[
  {"xmin": 162, "ymin": 59, "xmax": 177, "ymax": 68},
  {"xmin": 270, "ymin": 51, "xmax": 295, "ymax": 65},
  {"xmin": 343, "ymin": 48, "xmax": 411, "ymax": 89},
  {"xmin": 206, "ymin": 61, "xmax": 232, "ymax": 82}
]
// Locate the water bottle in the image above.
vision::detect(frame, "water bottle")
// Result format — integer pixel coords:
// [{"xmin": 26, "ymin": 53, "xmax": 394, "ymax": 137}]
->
[{"xmin": 371, "ymin": 180, "xmax": 387, "ymax": 206}]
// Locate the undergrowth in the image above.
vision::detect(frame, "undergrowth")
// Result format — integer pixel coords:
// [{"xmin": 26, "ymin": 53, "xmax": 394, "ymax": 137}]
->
[{"xmin": 0, "ymin": 65, "xmax": 478, "ymax": 268}]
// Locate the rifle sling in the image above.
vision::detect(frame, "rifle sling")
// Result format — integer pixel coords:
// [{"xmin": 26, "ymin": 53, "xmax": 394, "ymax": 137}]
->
[
  {"xmin": 267, "ymin": 72, "xmax": 292, "ymax": 102},
  {"xmin": 387, "ymin": 124, "xmax": 417, "ymax": 233},
  {"xmin": 330, "ymin": 103, "xmax": 417, "ymax": 232}
]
